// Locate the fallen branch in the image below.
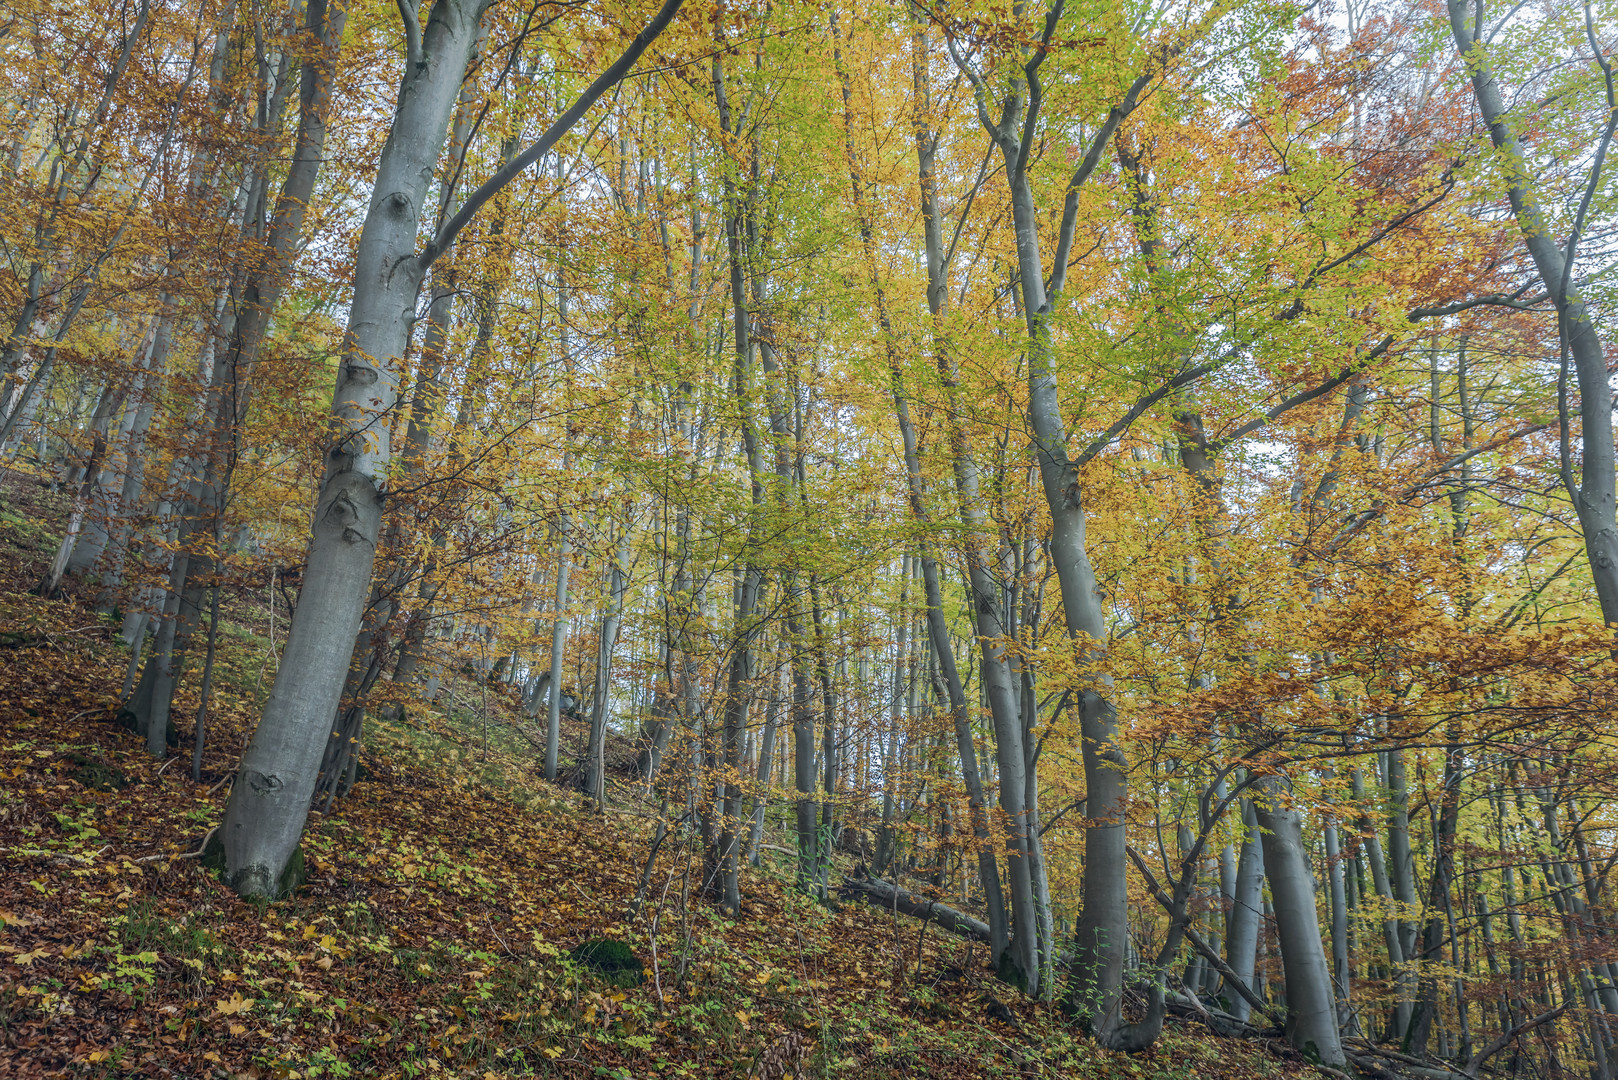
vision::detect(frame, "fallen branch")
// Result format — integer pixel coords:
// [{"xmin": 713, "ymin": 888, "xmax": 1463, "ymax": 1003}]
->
[
  {"xmin": 134, "ymin": 825, "xmax": 219, "ymax": 864},
  {"xmin": 838, "ymin": 874, "xmax": 991, "ymax": 944},
  {"xmin": 1127, "ymin": 845, "xmax": 1285, "ymax": 1027},
  {"xmin": 1164, "ymin": 990, "xmax": 1270, "ymax": 1038},
  {"xmin": 1464, "ymin": 1004, "xmax": 1566, "ymax": 1076},
  {"xmin": 0, "ymin": 844, "xmax": 107, "ymax": 866},
  {"xmin": 1343, "ymin": 1039, "xmax": 1472, "ymax": 1080}
]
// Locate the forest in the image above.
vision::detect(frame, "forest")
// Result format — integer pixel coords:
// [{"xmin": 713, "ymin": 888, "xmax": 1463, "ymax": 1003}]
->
[{"xmin": 1, "ymin": 0, "xmax": 1616, "ymax": 1075}]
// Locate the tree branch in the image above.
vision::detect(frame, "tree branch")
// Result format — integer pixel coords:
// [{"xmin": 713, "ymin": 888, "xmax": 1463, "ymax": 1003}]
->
[
  {"xmin": 397, "ymin": 0, "xmax": 423, "ymax": 72},
  {"xmin": 419, "ymin": 0, "xmax": 688, "ymax": 272},
  {"xmin": 1048, "ymin": 68, "xmax": 1154, "ymax": 298}
]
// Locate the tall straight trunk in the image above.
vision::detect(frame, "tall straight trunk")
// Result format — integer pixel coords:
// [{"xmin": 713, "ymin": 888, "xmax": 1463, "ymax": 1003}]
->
[
  {"xmin": 121, "ymin": 0, "xmax": 343, "ymax": 728},
  {"xmin": 216, "ymin": 0, "xmax": 686, "ymax": 897},
  {"xmin": 1405, "ymin": 732, "xmax": 1463, "ymax": 1056},
  {"xmin": 97, "ymin": 307, "xmax": 176, "ymax": 609},
  {"xmin": 1252, "ymin": 783, "xmax": 1344, "ymax": 1063},
  {"xmin": 545, "ymin": 211, "xmax": 577, "ymax": 782},
  {"xmin": 710, "ymin": 41, "xmax": 772, "ymax": 915},
  {"xmin": 899, "ymin": 15, "xmax": 1008, "ymax": 958},
  {"xmin": 1323, "ymin": 812, "xmax": 1351, "ymax": 1027},
  {"xmin": 43, "ymin": 378, "xmax": 128, "ymax": 594},
  {"xmin": 209, "ymin": 0, "xmax": 349, "ymax": 446},
  {"xmin": 1225, "ymin": 796, "xmax": 1264, "ymax": 1022},
  {"xmin": 790, "ymin": 614, "xmax": 818, "ymax": 893},
  {"xmin": 809, "ymin": 581, "xmax": 839, "ymax": 896},
  {"xmin": 946, "ymin": 7, "xmax": 1147, "ymax": 1021},
  {"xmin": 1172, "ymin": 408, "xmax": 1345, "ymax": 1065},
  {"xmin": 584, "ymin": 521, "xmax": 632, "ymax": 805},
  {"xmin": 217, "ymin": 0, "xmax": 494, "ymax": 896},
  {"xmin": 746, "ymin": 666, "xmax": 782, "ymax": 865},
  {"xmin": 1385, "ymin": 748, "xmax": 1421, "ymax": 963},
  {"xmin": 874, "ymin": 554, "xmax": 909, "ymax": 877},
  {"xmin": 1446, "ymin": 3, "xmax": 1618, "ymax": 623},
  {"xmin": 1355, "ymin": 760, "xmax": 1413, "ymax": 1038},
  {"xmin": 840, "ymin": 15, "xmax": 1040, "ymax": 977}
]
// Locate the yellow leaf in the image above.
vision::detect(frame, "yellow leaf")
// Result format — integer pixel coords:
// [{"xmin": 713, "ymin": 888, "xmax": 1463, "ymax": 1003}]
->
[
  {"xmin": 87, "ymin": 1050, "xmax": 109, "ymax": 1063},
  {"xmin": 229, "ymin": 1023, "xmax": 246, "ymax": 1036},
  {"xmin": 203, "ymin": 1051, "xmax": 222, "ymax": 1063},
  {"xmin": 216, "ymin": 992, "xmax": 254, "ymax": 1016},
  {"xmin": 13, "ymin": 948, "xmax": 49, "ymax": 965},
  {"xmin": 316, "ymin": 956, "xmax": 333, "ymax": 970},
  {"xmin": 735, "ymin": 1009, "xmax": 750, "ymax": 1027}
]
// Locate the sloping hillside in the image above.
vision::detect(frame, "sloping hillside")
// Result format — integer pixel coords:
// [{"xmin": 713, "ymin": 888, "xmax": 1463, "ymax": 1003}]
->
[{"xmin": 0, "ymin": 472, "xmax": 1309, "ymax": 1080}]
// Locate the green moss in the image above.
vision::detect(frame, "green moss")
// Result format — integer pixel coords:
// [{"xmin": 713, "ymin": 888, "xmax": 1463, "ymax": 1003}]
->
[
  {"xmin": 63, "ymin": 752, "xmax": 129, "ymax": 791},
  {"xmin": 206, "ymin": 833, "xmax": 306, "ymax": 900},
  {"xmin": 199, "ymin": 827, "xmax": 226, "ymax": 873},
  {"xmin": 278, "ymin": 844, "xmax": 307, "ymax": 897},
  {"xmin": 570, "ymin": 938, "xmax": 644, "ymax": 988},
  {"xmin": 112, "ymin": 708, "xmax": 177, "ymax": 747},
  {"xmin": 994, "ymin": 947, "xmax": 1028, "ymax": 992}
]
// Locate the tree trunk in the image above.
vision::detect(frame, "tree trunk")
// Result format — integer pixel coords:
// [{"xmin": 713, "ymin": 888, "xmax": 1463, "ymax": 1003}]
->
[
  {"xmin": 218, "ymin": 0, "xmax": 494, "ymax": 897},
  {"xmin": 1225, "ymin": 797, "xmax": 1265, "ymax": 1022},
  {"xmin": 585, "ymin": 521, "xmax": 632, "ymax": 805},
  {"xmin": 1253, "ymin": 779, "xmax": 1346, "ymax": 1066},
  {"xmin": 1446, "ymin": 1, "xmax": 1618, "ymax": 624}
]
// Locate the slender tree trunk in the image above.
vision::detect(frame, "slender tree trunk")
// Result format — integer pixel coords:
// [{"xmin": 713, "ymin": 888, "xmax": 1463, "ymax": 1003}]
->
[
  {"xmin": 585, "ymin": 521, "xmax": 632, "ymax": 805},
  {"xmin": 1446, "ymin": 2, "xmax": 1618, "ymax": 624},
  {"xmin": 1225, "ymin": 796, "xmax": 1265, "ymax": 1022}
]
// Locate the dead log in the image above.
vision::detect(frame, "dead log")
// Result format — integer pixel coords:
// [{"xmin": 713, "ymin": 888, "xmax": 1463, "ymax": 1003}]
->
[{"xmin": 838, "ymin": 874, "xmax": 991, "ymax": 944}]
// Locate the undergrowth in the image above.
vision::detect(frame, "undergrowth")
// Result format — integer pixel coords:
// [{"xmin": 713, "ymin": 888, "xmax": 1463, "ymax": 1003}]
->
[{"xmin": 0, "ymin": 474, "xmax": 1307, "ymax": 1079}]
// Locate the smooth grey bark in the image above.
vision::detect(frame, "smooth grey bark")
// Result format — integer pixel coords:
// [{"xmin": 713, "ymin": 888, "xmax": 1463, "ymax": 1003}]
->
[
  {"xmin": 217, "ymin": 0, "xmax": 503, "ymax": 894},
  {"xmin": 584, "ymin": 521, "xmax": 632, "ymax": 805},
  {"xmin": 841, "ymin": 874, "xmax": 992, "ymax": 944},
  {"xmin": 362, "ymin": 104, "xmax": 506, "ymax": 737},
  {"xmin": 746, "ymin": 667, "xmax": 781, "ymax": 865},
  {"xmin": 218, "ymin": 0, "xmax": 687, "ymax": 898},
  {"xmin": 120, "ymin": 0, "xmax": 346, "ymax": 735},
  {"xmin": 901, "ymin": 17, "xmax": 1009, "ymax": 959},
  {"xmin": 209, "ymin": 0, "xmax": 350, "ymax": 436},
  {"xmin": 97, "ymin": 307, "xmax": 175, "ymax": 610},
  {"xmin": 1385, "ymin": 748, "xmax": 1421, "ymax": 963},
  {"xmin": 709, "ymin": 41, "xmax": 777, "ymax": 914},
  {"xmin": 1323, "ymin": 815, "xmax": 1351, "ymax": 1028},
  {"xmin": 791, "ymin": 621, "xmax": 818, "ymax": 894},
  {"xmin": 68, "ymin": 336, "xmax": 156, "ymax": 578},
  {"xmin": 809, "ymin": 582, "xmax": 839, "ymax": 897},
  {"xmin": 946, "ymin": 0, "xmax": 1147, "ymax": 1020},
  {"xmin": 1170, "ymin": 403, "xmax": 1346, "ymax": 1065},
  {"xmin": 1225, "ymin": 797, "xmax": 1265, "ymax": 1022},
  {"xmin": 1253, "ymin": 781, "xmax": 1346, "ymax": 1066},
  {"xmin": 42, "ymin": 378, "xmax": 127, "ymax": 594},
  {"xmin": 1354, "ymin": 761, "xmax": 1413, "ymax": 1038},
  {"xmin": 1405, "ymin": 733, "xmax": 1463, "ymax": 1057},
  {"xmin": 873, "ymin": 553, "xmax": 909, "ymax": 877},
  {"xmin": 544, "ymin": 243, "xmax": 576, "ymax": 782},
  {"xmin": 1446, "ymin": 1, "xmax": 1618, "ymax": 624}
]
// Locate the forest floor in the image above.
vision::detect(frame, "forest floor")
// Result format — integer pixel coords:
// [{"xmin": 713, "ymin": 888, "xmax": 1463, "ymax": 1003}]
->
[{"xmin": 0, "ymin": 468, "xmax": 1312, "ymax": 1080}]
